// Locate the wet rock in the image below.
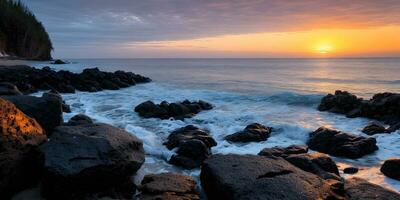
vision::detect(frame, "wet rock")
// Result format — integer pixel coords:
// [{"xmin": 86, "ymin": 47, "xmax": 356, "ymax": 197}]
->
[
  {"xmin": 0, "ymin": 82, "xmax": 22, "ymax": 95},
  {"xmin": 387, "ymin": 122, "xmax": 400, "ymax": 133},
  {"xmin": 200, "ymin": 154, "xmax": 343, "ymax": 200},
  {"xmin": 139, "ymin": 172, "xmax": 199, "ymax": 200},
  {"xmin": 308, "ymin": 127, "xmax": 378, "ymax": 159},
  {"xmin": 51, "ymin": 59, "xmax": 67, "ymax": 64},
  {"xmin": 3, "ymin": 93, "xmax": 63, "ymax": 135},
  {"xmin": 362, "ymin": 122, "xmax": 387, "ymax": 135},
  {"xmin": 318, "ymin": 90, "xmax": 362, "ymax": 114},
  {"xmin": 225, "ymin": 123, "xmax": 272, "ymax": 143},
  {"xmin": 343, "ymin": 167, "xmax": 359, "ymax": 174},
  {"xmin": 135, "ymin": 100, "xmax": 213, "ymax": 120},
  {"xmin": 345, "ymin": 177, "xmax": 400, "ymax": 200},
  {"xmin": 0, "ymin": 98, "xmax": 47, "ymax": 199},
  {"xmin": 380, "ymin": 158, "xmax": 400, "ymax": 180},
  {"xmin": 40, "ymin": 123, "xmax": 145, "ymax": 200},
  {"xmin": 258, "ymin": 145, "xmax": 308, "ymax": 158},
  {"xmin": 66, "ymin": 114, "xmax": 93, "ymax": 126}
]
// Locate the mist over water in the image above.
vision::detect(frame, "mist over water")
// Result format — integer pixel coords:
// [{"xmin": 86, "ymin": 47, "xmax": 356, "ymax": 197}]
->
[{"xmin": 29, "ymin": 58, "xmax": 400, "ymax": 191}]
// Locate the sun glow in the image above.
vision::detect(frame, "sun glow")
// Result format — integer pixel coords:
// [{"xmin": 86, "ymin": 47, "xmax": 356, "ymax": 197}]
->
[{"xmin": 315, "ymin": 43, "xmax": 333, "ymax": 54}]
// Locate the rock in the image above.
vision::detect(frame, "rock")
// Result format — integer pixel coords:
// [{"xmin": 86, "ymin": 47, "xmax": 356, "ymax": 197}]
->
[
  {"xmin": 318, "ymin": 90, "xmax": 362, "ymax": 114},
  {"xmin": 134, "ymin": 100, "xmax": 213, "ymax": 120},
  {"xmin": 200, "ymin": 154, "xmax": 343, "ymax": 200},
  {"xmin": 51, "ymin": 59, "xmax": 67, "ymax": 64},
  {"xmin": 258, "ymin": 145, "xmax": 308, "ymax": 158},
  {"xmin": 3, "ymin": 93, "xmax": 63, "ymax": 135},
  {"xmin": 387, "ymin": 122, "xmax": 400, "ymax": 133},
  {"xmin": 66, "ymin": 114, "xmax": 93, "ymax": 126},
  {"xmin": 225, "ymin": 123, "xmax": 272, "ymax": 143},
  {"xmin": 40, "ymin": 123, "xmax": 145, "ymax": 199},
  {"xmin": 308, "ymin": 127, "xmax": 378, "ymax": 159},
  {"xmin": 139, "ymin": 172, "xmax": 199, "ymax": 200},
  {"xmin": 285, "ymin": 153, "xmax": 340, "ymax": 180},
  {"xmin": 345, "ymin": 177, "xmax": 400, "ymax": 200},
  {"xmin": 164, "ymin": 125, "xmax": 217, "ymax": 169},
  {"xmin": 343, "ymin": 167, "xmax": 359, "ymax": 174},
  {"xmin": 0, "ymin": 98, "xmax": 47, "ymax": 199},
  {"xmin": 380, "ymin": 158, "xmax": 400, "ymax": 180},
  {"xmin": 47, "ymin": 89, "xmax": 71, "ymax": 113},
  {"xmin": 0, "ymin": 82, "xmax": 22, "ymax": 95},
  {"xmin": 362, "ymin": 122, "xmax": 387, "ymax": 135}
]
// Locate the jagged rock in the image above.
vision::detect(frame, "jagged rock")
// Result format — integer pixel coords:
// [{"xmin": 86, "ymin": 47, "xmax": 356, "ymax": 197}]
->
[
  {"xmin": 66, "ymin": 114, "xmax": 93, "ymax": 126},
  {"xmin": 40, "ymin": 123, "xmax": 145, "ymax": 200},
  {"xmin": 362, "ymin": 122, "xmax": 387, "ymax": 135},
  {"xmin": 0, "ymin": 82, "xmax": 22, "ymax": 95},
  {"xmin": 225, "ymin": 123, "xmax": 272, "ymax": 143},
  {"xmin": 0, "ymin": 98, "xmax": 47, "ymax": 199},
  {"xmin": 343, "ymin": 167, "xmax": 359, "ymax": 174},
  {"xmin": 139, "ymin": 172, "xmax": 199, "ymax": 200},
  {"xmin": 308, "ymin": 127, "xmax": 378, "ymax": 159},
  {"xmin": 318, "ymin": 90, "xmax": 362, "ymax": 114},
  {"xmin": 345, "ymin": 178, "xmax": 400, "ymax": 200},
  {"xmin": 200, "ymin": 154, "xmax": 343, "ymax": 200},
  {"xmin": 380, "ymin": 158, "xmax": 400, "ymax": 180},
  {"xmin": 258, "ymin": 145, "xmax": 308, "ymax": 158}
]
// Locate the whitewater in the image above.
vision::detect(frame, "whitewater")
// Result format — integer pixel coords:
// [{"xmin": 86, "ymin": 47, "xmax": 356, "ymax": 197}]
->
[{"xmin": 27, "ymin": 58, "xmax": 400, "ymax": 192}]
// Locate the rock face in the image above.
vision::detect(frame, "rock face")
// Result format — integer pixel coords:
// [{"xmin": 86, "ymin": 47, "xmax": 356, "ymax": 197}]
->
[
  {"xmin": 0, "ymin": 98, "xmax": 47, "ymax": 199},
  {"xmin": 345, "ymin": 177, "xmax": 400, "ymax": 200},
  {"xmin": 139, "ymin": 172, "xmax": 199, "ymax": 200},
  {"xmin": 0, "ymin": 82, "xmax": 22, "ymax": 95},
  {"xmin": 0, "ymin": 65, "xmax": 150, "ymax": 94},
  {"xmin": 380, "ymin": 158, "xmax": 400, "ymax": 180},
  {"xmin": 318, "ymin": 91, "xmax": 400, "ymax": 131},
  {"xmin": 3, "ymin": 93, "xmax": 63, "ymax": 135},
  {"xmin": 164, "ymin": 125, "xmax": 217, "ymax": 169},
  {"xmin": 225, "ymin": 123, "xmax": 272, "ymax": 143},
  {"xmin": 258, "ymin": 145, "xmax": 308, "ymax": 158},
  {"xmin": 308, "ymin": 127, "xmax": 378, "ymax": 159},
  {"xmin": 201, "ymin": 154, "xmax": 343, "ymax": 200},
  {"xmin": 135, "ymin": 100, "xmax": 213, "ymax": 120},
  {"xmin": 40, "ymin": 123, "xmax": 145, "ymax": 199}
]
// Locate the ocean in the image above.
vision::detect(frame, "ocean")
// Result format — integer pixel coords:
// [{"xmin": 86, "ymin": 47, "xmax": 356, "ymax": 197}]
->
[{"xmin": 24, "ymin": 58, "xmax": 400, "ymax": 191}]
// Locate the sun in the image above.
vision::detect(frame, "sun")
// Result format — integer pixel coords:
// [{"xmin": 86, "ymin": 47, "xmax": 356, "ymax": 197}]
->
[{"xmin": 315, "ymin": 43, "xmax": 333, "ymax": 54}]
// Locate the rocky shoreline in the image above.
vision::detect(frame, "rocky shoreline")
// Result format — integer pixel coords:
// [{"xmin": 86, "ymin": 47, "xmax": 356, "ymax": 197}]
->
[{"xmin": 1, "ymin": 66, "xmax": 400, "ymax": 199}]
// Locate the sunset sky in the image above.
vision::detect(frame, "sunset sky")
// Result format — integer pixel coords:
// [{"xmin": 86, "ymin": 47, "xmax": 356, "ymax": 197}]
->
[{"xmin": 22, "ymin": 0, "xmax": 400, "ymax": 58}]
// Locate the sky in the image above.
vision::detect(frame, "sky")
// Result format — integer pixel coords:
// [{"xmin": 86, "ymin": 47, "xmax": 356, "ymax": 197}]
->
[{"xmin": 22, "ymin": 0, "xmax": 400, "ymax": 58}]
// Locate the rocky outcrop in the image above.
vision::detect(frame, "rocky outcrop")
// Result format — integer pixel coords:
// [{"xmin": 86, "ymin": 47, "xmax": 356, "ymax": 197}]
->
[
  {"xmin": 225, "ymin": 123, "xmax": 272, "ymax": 143},
  {"xmin": 51, "ymin": 59, "xmax": 67, "ymax": 64},
  {"xmin": 3, "ymin": 92, "xmax": 63, "ymax": 135},
  {"xmin": 135, "ymin": 100, "xmax": 213, "ymax": 120},
  {"xmin": 258, "ymin": 145, "xmax": 308, "ymax": 158},
  {"xmin": 318, "ymin": 91, "xmax": 400, "ymax": 131},
  {"xmin": 65, "ymin": 114, "xmax": 93, "ymax": 126},
  {"xmin": 343, "ymin": 167, "xmax": 359, "ymax": 174},
  {"xmin": 200, "ymin": 154, "xmax": 343, "ymax": 200},
  {"xmin": 0, "ymin": 65, "xmax": 150, "ymax": 94},
  {"xmin": 40, "ymin": 123, "xmax": 145, "ymax": 199},
  {"xmin": 0, "ymin": 82, "xmax": 22, "ymax": 95},
  {"xmin": 164, "ymin": 125, "xmax": 217, "ymax": 169},
  {"xmin": 308, "ymin": 127, "xmax": 378, "ymax": 159},
  {"xmin": 362, "ymin": 122, "xmax": 388, "ymax": 135},
  {"xmin": 0, "ymin": 98, "xmax": 47, "ymax": 199},
  {"xmin": 345, "ymin": 177, "xmax": 400, "ymax": 200},
  {"xmin": 380, "ymin": 158, "xmax": 400, "ymax": 180},
  {"xmin": 139, "ymin": 173, "xmax": 199, "ymax": 200}
]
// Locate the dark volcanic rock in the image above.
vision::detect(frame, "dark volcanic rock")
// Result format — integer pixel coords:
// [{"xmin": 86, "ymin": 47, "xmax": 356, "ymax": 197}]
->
[
  {"xmin": 0, "ymin": 98, "xmax": 47, "ymax": 199},
  {"xmin": 0, "ymin": 65, "xmax": 150, "ymax": 94},
  {"xmin": 164, "ymin": 125, "xmax": 217, "ymax": 169},
  {"xmin": 318, "ymin": 90, "xmax": 362, "ymax": 115},
  {"xmin": 40, "ymin": 123, "xmax": 145, "ymax": 199},
  {"xmin": 362, "ymin": 122, "xmax": 388, "ymax": 135},
  {"xmin": 258, "ymin": 145, "xmax": 308, "ymax": 158},
  {"xmin": 0, "ymin": 82, "xmax": 22, "ymax": 95},
  {"xmin": 200, "ymin": 154, "xmax": 343, "ymax": 200},
  {"xmin": 139, "ymin": 172, "xmax": 199, "ymax": 200},
  {"xmin": 51, "ymin": 59, "xmax": 67, "ymax": 64},
  {"xmin": 345, "ymin": 177, "xmax": 400, "ymax": 200},
  {"xmin": 3, "ymin": 93, "xmax": 63, "ymax": 135},
  {"xmin": 380, "ymin": 158, "xmax": 400, "ymax": 180},
  {"xmin": 66, "ymin": 114, "xmax": 93, "ymax": 126},
  {"xmin": 225, "ymin": 123, "xmax": 272, "ymax": 143},
  {"xmin": 308, "ymin": 127, "xmax": 378, "ymax": 159},
  {"xmin": 343, "ymin": 167, "xmax": 359, "ymax": 174},
  {"xmin": 135, "ymin": 100, "xmax": 213, "ymax": 120}
]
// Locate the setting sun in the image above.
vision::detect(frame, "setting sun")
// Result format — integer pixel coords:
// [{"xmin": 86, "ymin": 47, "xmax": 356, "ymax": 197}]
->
[{"xmin": 315, "ymin": 43, "xmax": 333, "ymax": 54}]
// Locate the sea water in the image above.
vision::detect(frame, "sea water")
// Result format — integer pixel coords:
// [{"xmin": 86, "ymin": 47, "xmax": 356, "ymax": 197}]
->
[{"xmin": 27, "ymin": 58, "xmax": 400, "ymax": 191}]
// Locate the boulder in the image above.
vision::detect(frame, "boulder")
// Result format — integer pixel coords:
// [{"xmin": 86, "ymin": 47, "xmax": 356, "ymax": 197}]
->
[
  {"xmin": 318, "ymin": 90, "xmax": 362, "ymax": 114},
  {"xmin": 380, "ymin": 158, "xmax": 400, "ymax": 180},
  {"xmin": 200, "ymin": 154, "xmax": 343, "ymax": 200},
  {"xmin": 345, "ymin": 177, "xmax": 400, "ymax": 200},
  {"xmin": 40, "ymin": 123, "xmax": 145, "ymax": 199},
  {"xmin": 0, "ymin": 82, "xmax": 22, "ymax": 95},
  {"xmin": 343, "ymin": 167, "xmax": 359, "ymax": 174},
  {"xmin": 225, "ymin": 123, "xmax": 272, "ymax": 143},
  {"xmin": 134, "ymin": 100, "xmax": 213, "ymax": 120},
  {"xmin": 66, "ymin": 114, "xmax": 93, "ymax": 126},
  {"xmin": 51, "ymin": 59, "xmax": 67, "ymax": 64},
  {"xmin": 258, "ymin": 145, "xmax": 308, "ymax": 158},
  {"xmin": 308, "ymin": 127, "xmax": 378, "ymax": 159},
  {"xmin": 362, "ymin": 122, "xmax": 387, "ymax": 135},
  {"xmin": 0, "ymin": 98, "xmax": 47, "ymax": 199},
  {"xmin": 164, "ymin": 125, "xmax": 217, "ymax": 169},
  {"xmin": 139, "ymin": 172, "xmax": 199, "ymax": 200},
  {"xmin": 3, "ymin": 93, "xmax": 63, "ymax": 135}
]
